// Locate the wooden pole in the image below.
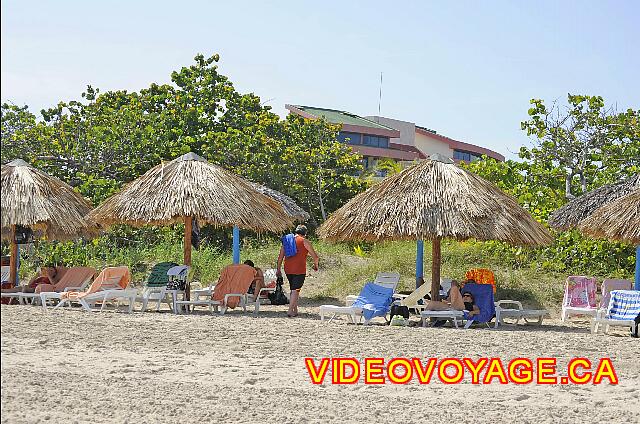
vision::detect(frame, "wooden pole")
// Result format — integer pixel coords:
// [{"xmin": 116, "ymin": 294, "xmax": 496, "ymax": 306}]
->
[
  {"xmin": 9, "ymin": 225, "xmax": 18, "ymax": 287},
  {"xmin": 184, "ymin": 216, "xmax": 192, "ymax": 266},
  {"xmin": 431, "ymin": 237, "xmax": 441, "ymax": 301}
]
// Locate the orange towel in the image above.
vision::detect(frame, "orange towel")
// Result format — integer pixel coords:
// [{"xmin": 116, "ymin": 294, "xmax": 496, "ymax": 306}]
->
[
  {"xmin": 212, "ymin": 264, "xmax": 256, "ymax": 309},
  {"xmin": 60, "ymin": 266, "xmax": 130, "ymax": 300},
  {"xmin": 36, "ymin": 267, "xmax": 96, "ymax": 294},
  {"xmin": 465, "ymin": 268, "xmax": 496, "ymax": 293}
]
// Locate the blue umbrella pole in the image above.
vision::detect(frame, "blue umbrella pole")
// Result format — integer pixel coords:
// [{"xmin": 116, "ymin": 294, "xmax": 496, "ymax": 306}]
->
[
  {"xmin": 233, "ymin": 226, "xmax": 240, "ymax": 264},
  {"xmin": 416, "ymin": 239, "xmax": 424, "ymax": 288}
]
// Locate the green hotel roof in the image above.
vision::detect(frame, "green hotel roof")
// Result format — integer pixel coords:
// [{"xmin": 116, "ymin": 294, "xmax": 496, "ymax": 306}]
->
[{"xmin": 294, "ymin": 105, "xmax": 397, "ymax": 131}]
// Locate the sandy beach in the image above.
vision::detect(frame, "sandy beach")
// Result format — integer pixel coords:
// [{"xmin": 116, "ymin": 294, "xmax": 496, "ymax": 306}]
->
[{"xmin": 1, "ymin": 301, "xmax": 639, "ymax": 424}]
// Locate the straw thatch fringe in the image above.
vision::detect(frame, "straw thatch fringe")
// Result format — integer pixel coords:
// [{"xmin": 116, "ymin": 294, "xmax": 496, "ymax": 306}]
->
[
  {"xmin": 87, "ymin": 153, "xmax": 293, "ymax": 232},
  {"xmin": 250, "ymin": 182, "xmax": 309, "ymax": 222},
  {"xmin": 1, "ymin": 159, "xmax": 96, "ymax": 240},
  {"xmin": 578, "ymin": 189, "xmax": 640, "ymax": 244},
  {"xmin": 548, "ymin": 174, "xmax": 639, "ymax": 230},
  {"xmin": 318, "ymin": 159, "xmax": 552, "ymax": 246}
]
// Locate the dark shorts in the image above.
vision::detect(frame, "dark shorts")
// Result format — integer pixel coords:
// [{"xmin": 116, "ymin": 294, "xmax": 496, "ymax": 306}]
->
[{"xmin": 286, "ymin": 274, "xmax": 305, "ymax": 291}]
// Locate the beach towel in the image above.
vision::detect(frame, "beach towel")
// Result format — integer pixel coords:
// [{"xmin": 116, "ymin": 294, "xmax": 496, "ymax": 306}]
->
[
  {"xmin": 211, "ymin": 264, "xmax": 256, "ymax": 309},
  {"xmin": 461, "ymin": 283, "xmax": 496, "ymax": 324},
  {"xmin": 35, "ymin": 267, "xmax": 96, "ymax": 294},
  {"xmin": 465, "ymin": 268, "xmax": 496, "ymax": 293},
  {"xmin": 606, "ymin": 290, "xmax": 640, "ymax": 321},
  {"xmin": 350, "ymin": 283, "xmax": 394, "ymax": 322},
  {"xmin": 59, "ymin": 266, "xmax": 130, "ymax": 300},
  {"xmin": 564, "ymin": 276, "xmax": 597, "ymax": 308},
  {"xmin": 145, "ymin": 262, "xmax": 179, "ymax": 287},
  {"xmin": 600, "ymin": 280, "xmax": 633, "ymax": 310}
]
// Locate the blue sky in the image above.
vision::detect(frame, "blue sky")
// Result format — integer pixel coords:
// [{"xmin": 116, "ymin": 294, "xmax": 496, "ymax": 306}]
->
[{"xmin": 2, "ymin": 0, "xmax": 638, "ymax": 159}]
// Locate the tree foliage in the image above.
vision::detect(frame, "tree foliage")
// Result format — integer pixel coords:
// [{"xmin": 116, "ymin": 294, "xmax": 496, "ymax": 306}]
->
[
  {"xmin": 520, "ymin": 94, "xmax": 639, "ymax": 199},
  {"xmin": 464, "ymin": 96, "xmax": 640, "ymax": 277},
  {"xmin": 1, "ymin": 53, "xmax": 366, "ymax": 223}
]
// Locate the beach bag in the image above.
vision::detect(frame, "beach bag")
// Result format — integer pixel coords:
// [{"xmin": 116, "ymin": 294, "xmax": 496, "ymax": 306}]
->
[
  {"xmin": 281, "ymin": 234, "xmax": 298, "ymax": 258},
  {"xmin": 389, "ymin": 304, "xmax": 410, "ymax": 321},
  {"xmin": 269, "ymin": 275, "xmax": 289, "ymax": 305},
  {"xmin": 390, "ymin": 314, "xmax": 408, "ymax": 327},
  {"xmin": 14, "ymin": 225, "xmax": 34, "ymax": 244}
]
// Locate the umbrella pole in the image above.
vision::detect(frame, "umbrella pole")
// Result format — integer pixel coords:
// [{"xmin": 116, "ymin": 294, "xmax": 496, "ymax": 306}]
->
[
  {"xmin": 184, "ymin": 217, "xmax": 192, "ymax": 266},
  {"xmin": 9, "ymin": 225, "xmax": 18, "ymax": 287},
  {"xmin": 233, "ymin": 226, "xmax": 240, "ymax": 264},
  {"xmin": 416, "ymin": 240, "xmax": 424, "ymax": 288},
  {"xmin": 431, "ymin": 237, "xmax": 441, "ymax": 301}
]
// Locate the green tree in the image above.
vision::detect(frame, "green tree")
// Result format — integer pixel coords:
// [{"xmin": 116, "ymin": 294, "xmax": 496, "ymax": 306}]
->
[
  {"xmin": 1, "ymin": 53, "xmax": 366, "ymax": 224},
  {"xmin": 520, "ymin": 94, "xmax": 638, "ymax": 199}
]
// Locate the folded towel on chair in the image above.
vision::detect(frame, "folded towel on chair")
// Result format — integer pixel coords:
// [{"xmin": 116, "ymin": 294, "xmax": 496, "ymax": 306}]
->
[
  {"xmin": 461, "ymin": 283, "xmax": 496, "ymax": 324},
  {"xmin": 351, "ymin": 283, "xmax": 394, "ymax": 321},
  {"xmin": 606, "ymin": 290, "xmax": 640, "ymax": 321}
]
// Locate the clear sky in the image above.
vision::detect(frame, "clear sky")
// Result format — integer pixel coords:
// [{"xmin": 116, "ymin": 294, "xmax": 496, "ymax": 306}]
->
[{"xmin": 2, "ymin": 0, "xmax": 638, "ymax": 159}]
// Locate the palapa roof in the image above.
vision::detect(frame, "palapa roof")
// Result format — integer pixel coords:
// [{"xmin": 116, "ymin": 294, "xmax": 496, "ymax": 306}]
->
[
  {"xmin": 1, "ymin": 159, "xmax": 95, "ymax": 240},
  {"xmin": 249, "ymin": 182, "xmax": 310, "ymax": 222},
  {"xmin": 87, "ymin": 153, "xmax": 293, "ymax": 232},
  {"xmin": 318, "ymin": 154, "xmax": 552, "ymax": 245},
  {"xmin": 578, "ymin": 189, "xmax": 640, "ymax": 244},
  {"xmin": 548, "ymin": 174, "xmax": 639, "ymax": 230}
]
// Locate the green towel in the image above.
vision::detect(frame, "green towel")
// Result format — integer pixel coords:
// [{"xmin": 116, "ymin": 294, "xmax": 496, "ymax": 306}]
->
[{"xmin": 146, "ymin": 262, "xmax": 179, "ymax": 287}]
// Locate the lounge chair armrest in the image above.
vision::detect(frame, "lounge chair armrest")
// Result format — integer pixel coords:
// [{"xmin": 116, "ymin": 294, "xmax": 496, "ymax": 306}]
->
[
  {"xmin": 63, "ymin": 287, "xmax": 84, "ymax": 292},
  {"xmin": 256, "ymin": 287, "xmax": 274, "ymax": 299},
  {"xmin": 495, "ymin": 300, "xmax": 523, "ymax": 310},
  {"xmin": 223, "ymin": 293, "xmax": 246, "ymax": 304},
  {"xmin": 345, "ymin": 295, "xmax": 359, "ymax": 306},
  {"xmin": 594, "ymin": 308, "xmax": 606, "ymax": 319},
  {"xmin": 193, "ymin": 287, "xmax": 214, "ymax": 296},
  {"xmin": 393, "ymin": 293, "xmax": 409, "ymax": 300}
]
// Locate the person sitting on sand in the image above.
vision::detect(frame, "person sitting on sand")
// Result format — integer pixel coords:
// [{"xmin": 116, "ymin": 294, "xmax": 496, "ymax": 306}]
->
[
  {"xmin": 244, "ymin": 260, "xmax": 265, "ymax": 298},
  {"xmin": 1, "ymin": 266, "xmax": 58, "ymax": 294},
  {"xmin": 424, "ymin": 280, "xmax": 480, "ymax": 317}
]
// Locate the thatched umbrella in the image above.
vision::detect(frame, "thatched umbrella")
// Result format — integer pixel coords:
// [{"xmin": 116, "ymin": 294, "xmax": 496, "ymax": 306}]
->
[
  {"xmin": 578, "ymin": 189, "xmax": 640, "ymax": 245},
  {"xmin": 579, "ymin": 189, "xmax": 640, "ymax": 290},
  {"xmin": 87, "ymin": 152, "xmax": 293, "ymax": 266},
  {"xmin": 549, "ymin": 174, "xmax": 640, "ymax": 290},
  {"xmin": 250, "ymin": 182, "xmax": 310, "ymax": 223},
  {"xmin": 318, "ymin": 154, "xmax": 553, "ymax": 299},
  {"xmin": 548, "ymin": 174, "xmax": 639, "ymax": 230},
  {"xmin": 1, "ymin": 159, "xmax": 95, "ymax": 285}
]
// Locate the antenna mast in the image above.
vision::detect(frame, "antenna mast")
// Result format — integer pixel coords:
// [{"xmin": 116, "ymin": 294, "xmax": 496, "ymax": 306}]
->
[{"xmin": 377, "ymin": 72, "xmax": 383, "ymax": 122}]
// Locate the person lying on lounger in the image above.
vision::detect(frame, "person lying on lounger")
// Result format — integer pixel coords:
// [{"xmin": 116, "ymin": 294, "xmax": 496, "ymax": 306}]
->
[
  {"xmin": 244, "ymin": 260, "xmax": 265, "ymax": 297},
  {"xmin": 424, "ymin": 280, "xmax": 480, "ymax": 317},
  {"xmin": 1, "ymin": 266, "xmax": 58, "ymax": 294}
]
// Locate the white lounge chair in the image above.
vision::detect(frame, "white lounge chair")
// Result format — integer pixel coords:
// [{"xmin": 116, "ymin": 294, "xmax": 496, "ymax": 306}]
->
[
  {"xmin": 393, "ymin": 281, "xmax": 431, "ymax": 314},
  {"xmin": 319, "ymin": 272, "xmax": 400, "ymax": 324},
  {"xmin": 343, "ymin": 272, "xmax": 401, "ymax": 305},
  {"xmin": 135, "ymin": 261, "xmax": 180, "ymax": 312},
  {"xmin": 495, "ymin": 300, "xmax": 547, "ymax": 326},
  {"xmin": 392, "ymin": 277, "xmax": 453, "ymax": 314},
  {"xmin": 591, "ymin": 290, "xmax": 640, "ymax": 335},
  {"xmin": 53, "ymin": 267, "xmax": 136, "ymax": 313},
  {"xmin": 561, "ymin": 276, "xmax": 598, "ymax": 321},
  {"xmin": 38, "ymin": 267, "xmax": 96, "ymax": 310},
  {"xmin": 246, "ymin": 268, "xmax": 277, "ymax": 315},
  {"xmin": 175, "ymin": 264, "xmax": 255, "ymax": 315}
]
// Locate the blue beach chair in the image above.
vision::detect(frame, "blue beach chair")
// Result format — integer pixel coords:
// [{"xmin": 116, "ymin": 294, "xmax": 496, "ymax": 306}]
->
[
  {"xmin": 421, "ymin": 283, "xmax": 496, "ymax": 329},
  {"xmin": 319, "ymin": 282, "xmax": 395, "ymax": 325}
]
